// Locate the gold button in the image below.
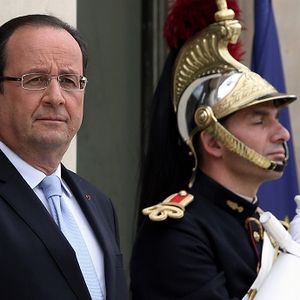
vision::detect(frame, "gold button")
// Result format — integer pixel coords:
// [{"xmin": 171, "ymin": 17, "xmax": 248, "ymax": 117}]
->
[{"xmin": 253, "ymin": 231, "xmax": 260, "ymax": 242}]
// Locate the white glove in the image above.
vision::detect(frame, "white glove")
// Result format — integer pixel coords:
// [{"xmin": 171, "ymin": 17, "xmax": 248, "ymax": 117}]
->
[
  {"xmin": 251, "ymin": 209, "xmax": 300, "ymax": 300},
  {"xmin": 289, "ymin": 195, "xmax": 300, "ymax": 243},
  {"xmin": 260, "ymin": 211, "xmax": 300, "ymax": 256}
]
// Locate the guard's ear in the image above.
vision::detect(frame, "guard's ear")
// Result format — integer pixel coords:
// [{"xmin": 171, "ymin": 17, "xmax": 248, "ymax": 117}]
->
[{"xmin": 200, "ymin": 129, "xmax": 223, "ymax": 158}]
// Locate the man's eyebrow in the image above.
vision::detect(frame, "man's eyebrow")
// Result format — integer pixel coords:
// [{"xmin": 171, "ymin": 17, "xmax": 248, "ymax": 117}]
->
[
  {"xmin": 251, "ymin": 108, "xmax": 280, "ymax": 119},
  {"xmin": 23, "ymin": 67, "xmax": 49, "ymax": 73}
]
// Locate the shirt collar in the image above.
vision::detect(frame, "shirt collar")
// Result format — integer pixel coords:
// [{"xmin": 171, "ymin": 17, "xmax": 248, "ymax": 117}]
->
[
  {"xmin": 236, "ymin": 192, "xmax": 258, "ymax": 204},
  {"xmin": 0, "ymin": 142, "xmax": 71, "ymax": 196}
]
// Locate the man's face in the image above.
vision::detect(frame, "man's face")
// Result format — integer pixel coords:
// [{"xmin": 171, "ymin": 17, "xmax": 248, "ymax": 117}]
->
[
  {"xmin": 0, "ymin": 25, "xmax": 84, "ymax": 159},
  {"xmin": 221, "ymin": 101, "xmax": 290, "ymax": 182}
]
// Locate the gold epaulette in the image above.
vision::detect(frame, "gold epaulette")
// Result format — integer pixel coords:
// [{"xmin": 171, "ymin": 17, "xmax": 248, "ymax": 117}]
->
[{"xmin": 142, "ymin": 190, "xmax": 194, "ymax": 221}]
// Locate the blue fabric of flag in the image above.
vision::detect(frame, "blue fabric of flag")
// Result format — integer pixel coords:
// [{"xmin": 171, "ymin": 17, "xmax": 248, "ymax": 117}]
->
[{"xmin": 251, "ymin": 0, "xmax": 299, "ymax": 220}]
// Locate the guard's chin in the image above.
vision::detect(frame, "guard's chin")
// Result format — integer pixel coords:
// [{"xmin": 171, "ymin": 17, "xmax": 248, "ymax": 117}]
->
[{"xmin": 268, "ymin": 167, "xmax": 284, "ymax": 180}]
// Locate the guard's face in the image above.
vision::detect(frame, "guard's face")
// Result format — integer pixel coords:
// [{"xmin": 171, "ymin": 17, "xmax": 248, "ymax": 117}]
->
[
  {"xmin": 220, "ymin": 101, "xmax": 290, "ymax": 182},
  {"xmin": 0, "ymin": 25, "xmax": 84, "ymax": 160}
]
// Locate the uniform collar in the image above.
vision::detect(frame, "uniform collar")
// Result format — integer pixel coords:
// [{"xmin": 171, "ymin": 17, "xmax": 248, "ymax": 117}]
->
[{"xmin": 190, "ymin": 171, "xmax": 259, "ymax": 221}]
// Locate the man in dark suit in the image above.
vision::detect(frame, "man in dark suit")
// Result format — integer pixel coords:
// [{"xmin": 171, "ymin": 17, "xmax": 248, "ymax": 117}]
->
[{"xmin": 0, "ymin": 14, "xmax": 128, "ymax": 300}]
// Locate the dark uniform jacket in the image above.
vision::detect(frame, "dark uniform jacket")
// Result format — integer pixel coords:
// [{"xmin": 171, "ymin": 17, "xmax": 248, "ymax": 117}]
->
[
  {"xmin": 0, "ymin": 150, "xmax": 128, "ymax": 300},
  {"xmin": 130, "ymin": 171, "xmax": 262, "ymax": 299}
]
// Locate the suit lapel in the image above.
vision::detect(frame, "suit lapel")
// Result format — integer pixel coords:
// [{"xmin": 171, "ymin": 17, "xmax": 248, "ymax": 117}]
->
[
  {"xmin": 62, "ymin": 166, "xmax": 120, "ymax": 300},
  {"xmin": 0, "ymin": 151, "xmax": 91, "ymax": 300}
]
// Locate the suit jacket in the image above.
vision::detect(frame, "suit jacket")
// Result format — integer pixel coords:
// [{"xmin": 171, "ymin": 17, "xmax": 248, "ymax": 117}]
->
[
  {"xmin": 130, "ymin": 171, "xmax": 263, "ymax": 300},
  {"xmin": 0, "ymin": 150, "xmax": 128, "ymax": 300}
]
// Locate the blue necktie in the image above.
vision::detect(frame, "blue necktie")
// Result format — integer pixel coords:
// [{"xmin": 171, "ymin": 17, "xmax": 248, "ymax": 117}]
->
[{"xmin": 40, "ymin": 175, "xmax": 104, "ymax": 300}]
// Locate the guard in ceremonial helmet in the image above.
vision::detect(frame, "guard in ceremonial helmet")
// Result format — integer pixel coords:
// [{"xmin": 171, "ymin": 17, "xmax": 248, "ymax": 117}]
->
[{"xmin": 130, "ymin": 0, "xmax": 297, "ymax": 299}]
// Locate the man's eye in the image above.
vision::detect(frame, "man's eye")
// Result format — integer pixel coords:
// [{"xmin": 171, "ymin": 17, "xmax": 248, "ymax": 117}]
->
[
  {"xmin": 251, "ymin": 117, "xmax": 264, "ymax": 125},
  {"xmin": 60, "ymin": 76, "xmax": 78, "ymax": 88},
  {"xmin": 25, "ymin": 75, "xmax": 47, "ymax": 86}
]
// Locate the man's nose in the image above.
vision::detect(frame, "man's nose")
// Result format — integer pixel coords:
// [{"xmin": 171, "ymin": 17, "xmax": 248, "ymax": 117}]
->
[
  {"xmin": 42, "ymin": 78, "xmax": 65, "ymax": 105},
  {"xmin": 272, "ymin": 121, "xmax": 290, "ymax": 143}
]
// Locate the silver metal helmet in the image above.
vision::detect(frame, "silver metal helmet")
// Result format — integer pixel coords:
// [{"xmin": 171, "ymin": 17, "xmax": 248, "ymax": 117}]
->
[{"xmin": 172, "ymin": 0, "xmax": 297, "ymax": 186}]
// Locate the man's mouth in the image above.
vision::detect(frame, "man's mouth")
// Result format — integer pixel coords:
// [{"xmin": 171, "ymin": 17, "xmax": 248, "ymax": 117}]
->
[
  {"xmin": 268, "ymin": 151, "xmax": 286, "ymax": 162},
  {"xmin": 36, "ymin": 115, "xmax": 67, "ymax": 122}
]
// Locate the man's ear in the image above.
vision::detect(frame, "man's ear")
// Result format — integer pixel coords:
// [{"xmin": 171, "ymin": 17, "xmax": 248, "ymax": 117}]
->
[{"xmin": 200, "ymin": 130, "xmax": 223, "ymax": 158}]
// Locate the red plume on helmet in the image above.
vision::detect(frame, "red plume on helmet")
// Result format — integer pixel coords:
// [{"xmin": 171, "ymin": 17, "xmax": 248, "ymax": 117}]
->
[{"xmin": 164, "ymin": 0, "xmax": 244, "ymax": 61}]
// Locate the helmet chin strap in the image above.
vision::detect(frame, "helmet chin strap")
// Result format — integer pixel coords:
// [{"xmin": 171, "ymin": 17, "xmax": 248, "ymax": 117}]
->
[
  {"xmin": 208, "ymin": 121, "xmax": 288, "ymax": 173},
  {"xmin": 279, "ymin": 141, "xmax": 289, "ymax": 171},
  {"xmin": 194, "ymin": 106, "xmax": 288, "ymax": 174}
]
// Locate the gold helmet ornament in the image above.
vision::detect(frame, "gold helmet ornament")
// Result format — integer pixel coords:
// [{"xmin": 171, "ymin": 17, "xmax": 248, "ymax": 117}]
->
[{"xmin": 172, "ymin": 0, "xmax": 297, "ymax": 186}]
